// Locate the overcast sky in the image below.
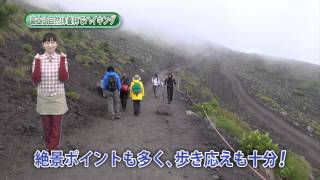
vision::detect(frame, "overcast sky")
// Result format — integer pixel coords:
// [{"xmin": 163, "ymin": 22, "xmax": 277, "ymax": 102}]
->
[{"xmin": 26, "ymin": 0, "xmax": 320, "ymax": 64}]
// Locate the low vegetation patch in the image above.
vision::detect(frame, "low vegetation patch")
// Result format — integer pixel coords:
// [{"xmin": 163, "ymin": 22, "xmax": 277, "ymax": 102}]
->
[
  {"xmin": 76, "ymin": 55, "xmax": 94, "ymax": 67},
  {"xmin": 193, "ymin": 97, "xmax": 312, "ymax": 179},
  {"xmin": 66, "ymin": 91, "xmax": 80, "ymax": 101},
  {"xmin": 2, "ymin": 65, "xmax": 29, "ymax": 82}
]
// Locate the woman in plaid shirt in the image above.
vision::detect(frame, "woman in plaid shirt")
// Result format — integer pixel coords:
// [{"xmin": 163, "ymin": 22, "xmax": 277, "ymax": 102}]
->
[{"xmin": 32, "ymin": 33, "xmax": 69, "ymax": 152}]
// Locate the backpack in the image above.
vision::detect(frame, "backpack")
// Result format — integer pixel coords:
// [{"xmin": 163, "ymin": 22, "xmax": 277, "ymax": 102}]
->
[
  {"xmin": 107, "ymin": 76, "xmax": 117, "ymax": 91},
  {"xmin": 121, "ymin": 78, "xmax": 129, "ymax": 93},
  {"xmin": 132, "ymin": 82, "xmax": 141, "ymax": 95},
  {"xmin": 152, "ymin": 77, "xmax": 160, "ymax": 85},
  {"xmin": 121, "ymin": 84, "xmax": 129, "ymax": 93}
]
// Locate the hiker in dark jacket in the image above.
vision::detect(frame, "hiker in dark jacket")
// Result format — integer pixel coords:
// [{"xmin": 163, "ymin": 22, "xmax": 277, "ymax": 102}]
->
[
  {"xmin": 120, "ymin": 74, "xmax": 130, "ymax": 110},
  {"xmin": 103, "ymin": 66, "xmax": 121, "ymax": 120},
  {"xmin": 164, "ymin": 73, "xmax": 176, "ymax": 104}
]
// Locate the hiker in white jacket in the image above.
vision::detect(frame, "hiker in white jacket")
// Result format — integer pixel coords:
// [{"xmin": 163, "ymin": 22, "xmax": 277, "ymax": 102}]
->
[{"xmin": 151, "ymin": 73, "xmax": 161, "ymax": 98}]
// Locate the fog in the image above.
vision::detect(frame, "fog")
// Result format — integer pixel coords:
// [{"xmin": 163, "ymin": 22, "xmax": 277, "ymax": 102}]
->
[{"xmin": 24, "ymin": 0, "xmax": 320, "ymax": 65}]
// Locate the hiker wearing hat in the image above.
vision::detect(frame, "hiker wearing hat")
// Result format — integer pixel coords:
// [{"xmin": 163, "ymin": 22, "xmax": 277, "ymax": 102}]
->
[
  {"xmin": 151, "ymin": 73, "xmax": 161, "ymax": 98},
  {"xmin": 129, "ymin": 74, "xmax": 144, "ymax": 116},
  {"xmin": 102, "ymin": 66, "xmax": 121, "ymax": 120},
  {"xmin": 164, "ymin": 73, "xmax": 177, "ymax": 104},
  {"xmin": 31, "ymin": 32, "xmax": 69, "ymax": 152}
]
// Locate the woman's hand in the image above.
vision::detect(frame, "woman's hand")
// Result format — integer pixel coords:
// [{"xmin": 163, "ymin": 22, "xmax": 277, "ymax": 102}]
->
[
  {"xmin": 32, "ymin": 53, "xmax": 41, "ymax": 84},
  {"xmin": 35, "ymin": 53, "xmax": 40, "ymax": 59},
  {"xmin": 59, "ymin": 52, "xmax": 69, "ymax": 82},
  {"xmin": 60, "ymin": 52, "xmax": 66, "ymax": 58}
]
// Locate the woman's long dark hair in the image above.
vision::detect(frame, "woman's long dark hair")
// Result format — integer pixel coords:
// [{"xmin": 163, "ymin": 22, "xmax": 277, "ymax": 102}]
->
[{"xmin": 153, "ymin": 73, "xmax": 158, "ymax": 79}]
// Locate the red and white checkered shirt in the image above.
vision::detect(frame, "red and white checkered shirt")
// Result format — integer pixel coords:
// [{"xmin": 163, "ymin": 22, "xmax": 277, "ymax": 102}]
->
[{"xmin": 32, "ymin": 52, "xmax": 68, "ymax": 97}]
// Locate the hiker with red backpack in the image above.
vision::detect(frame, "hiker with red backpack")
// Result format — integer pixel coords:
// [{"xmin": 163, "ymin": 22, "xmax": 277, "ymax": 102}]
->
[
  {"xmin": 129, "ymin": 74, "xmax": 144, "ymax": 116},
  {"xmin": 120, "ymin": 74, "xmax": 130, "ymax": 110},
  {"xmin": 31, "ymin": 32, "xmax": 69, "ymax": 152},
  {"xmin": 102, "ymin": 66, "xmax": 121, "ymax": 120}
]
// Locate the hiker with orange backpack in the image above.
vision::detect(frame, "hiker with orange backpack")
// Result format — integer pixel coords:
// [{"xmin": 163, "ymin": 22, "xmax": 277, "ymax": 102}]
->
[
  {"xmin": 102, "ymin": 66, "xmax": 121, "ymax": 120},
  {"xmin": 120, "ymin": 74, "xmax": 130, "ymax": 110},
  {"xmin": 129, "ymin": 74, "xmax": 144, "ymax": 116}
]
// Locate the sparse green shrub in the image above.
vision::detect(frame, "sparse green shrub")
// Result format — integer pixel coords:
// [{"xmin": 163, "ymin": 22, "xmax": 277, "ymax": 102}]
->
[
  {"xmin": 75, "ymin": 31, "xmax": 84, "ymax": 40},
  {"xmin": 116, "ymin": 54, "xmax": 134, "ymax": 65},
  {"xmin": 66, "ymin": 91, "xmax": 80, "ymax": 101},
  {"xmin": 31, "ymin": 87, "xmax": 37, "ymax": 100},
  {"xmin": 310, "ymin": 121, "xmax": 320, "ymax": 137},
  {"xmin": 255, "ymin": 93, "xmax": 284, "ymax": 112},
  {"xmin": 21, "ymin": 57, "xmax": 33, "ymax": 65},
  {"xmin": 56, "ymin": 46, "xmax": 66, "ymax": 54},
  {"xmin": 22, "ymin": 43, "xmax": 33, "ymax": 54},
  {"xmin": 195, "ymin": 97, "xmax": 312, "ymax": 180},
  {"xmin": 194, "ymin": 98, "xmax": 219, "ymax": 113},
  {"xmin": 275, "ymin": 150, "xmax": 311, "ymax": 180},
  {"xmin": 9, "ymin": 22, "xmax": 31, "ymax": 37},
  {"xmin": 293, "ymin": 90, "xmax": 306, "ymax": 97},
  {"xmin": 194, "ymin": 98, "xmax": 250, "ymax": 138},
  {"xmin": 2, "ymin": 65, "xmax": 29, "ymax": 82},
  {"xmin": 128, "ymin": 56, "xmax": 135, "ymax": 63},
  {"xmin": 97, "ymin": 41, "xmax": 111, "ymax": 53},
  {"xmin": 213, "ymin": 107, "xmax": 251, "ymax": 138},
  {"xmin": 33, "ymin": 30, "xmax": 51, "ymax": 41},
  {"xmin": 76, "ymin": 54, "xmax": 93, "ymax": 67},
  {"xmin": 60, "ymin": 31, "xmax": 73, "ymax": 39},
  {"xmin": 0, "ymin": 32, "xmax": 5, "ymax": 46},
  {"xmin": 0, "ymin": 0, "xmax": 18, "ymax": 28},
  {"xmin": 177, "ymin": 70, "xmax": 201, "ymax": 95},
  {"xmin": 240, "ymin": 130, "xmax": 279, "ymax": 155},
  {"xmin": 83, "ymin": 63, "xmax": 91, "ymax": 68}
]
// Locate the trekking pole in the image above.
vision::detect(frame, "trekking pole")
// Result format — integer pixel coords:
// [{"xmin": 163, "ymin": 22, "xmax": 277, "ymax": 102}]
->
[
  {"xmin": 162, "ymin": 84, "xmax": 165, "ymax": 103},
  {"xmin": 173, "ymin": 86, "xmax": 176, "ymax": 102},
  {"xmin": 174, "ymin": 82, "xmax": 179, "ymax": 102}
]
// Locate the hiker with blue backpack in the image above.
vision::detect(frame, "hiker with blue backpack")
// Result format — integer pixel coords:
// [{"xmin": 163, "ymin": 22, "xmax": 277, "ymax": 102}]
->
[
  {"xmin": 103, "ymin": 66, "xmax": 121, "ymax": 120},
  {"xmin": 129, "ymin": 74, "xmax": 144, "ymax": 116}
]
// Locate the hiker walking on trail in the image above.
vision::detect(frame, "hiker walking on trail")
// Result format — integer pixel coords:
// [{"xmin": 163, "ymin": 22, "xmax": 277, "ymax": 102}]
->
[
  {"xmin": 129, "ymin": 74, "xmax": 144, "ymax": 116},
  {"xmin": 164, "ymin": 73, "xmax": 177, "ymax": 104},
  {"xmin": 120, "ymin": 74, "xmax": 130, "ymax": 110},
  {"xmin": 151, "ymin": 73, "xmax": 161, "ymax": 98},
  {"xmin": 31, "ymin": 32, "xmax": 69, "ymax": 152},
  {"xmin": 102, "ymin": 66, "xmax": 121, "ymax": 120}
]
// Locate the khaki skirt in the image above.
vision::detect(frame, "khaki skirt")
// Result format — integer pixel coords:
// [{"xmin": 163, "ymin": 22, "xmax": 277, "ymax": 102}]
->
[{"xmin": 36, "ymin": 91, "xmax": 68, "ymax": 115}]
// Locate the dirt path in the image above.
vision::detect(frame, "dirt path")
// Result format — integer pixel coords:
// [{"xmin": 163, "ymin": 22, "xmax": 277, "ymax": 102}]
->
[
  {"xmin": 3, "ymin": 71, "xmax": 260, "ymax": 180},
  {"xmin": 220, "ymin": 61, "xmax": 320, "ymax": 169}
]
